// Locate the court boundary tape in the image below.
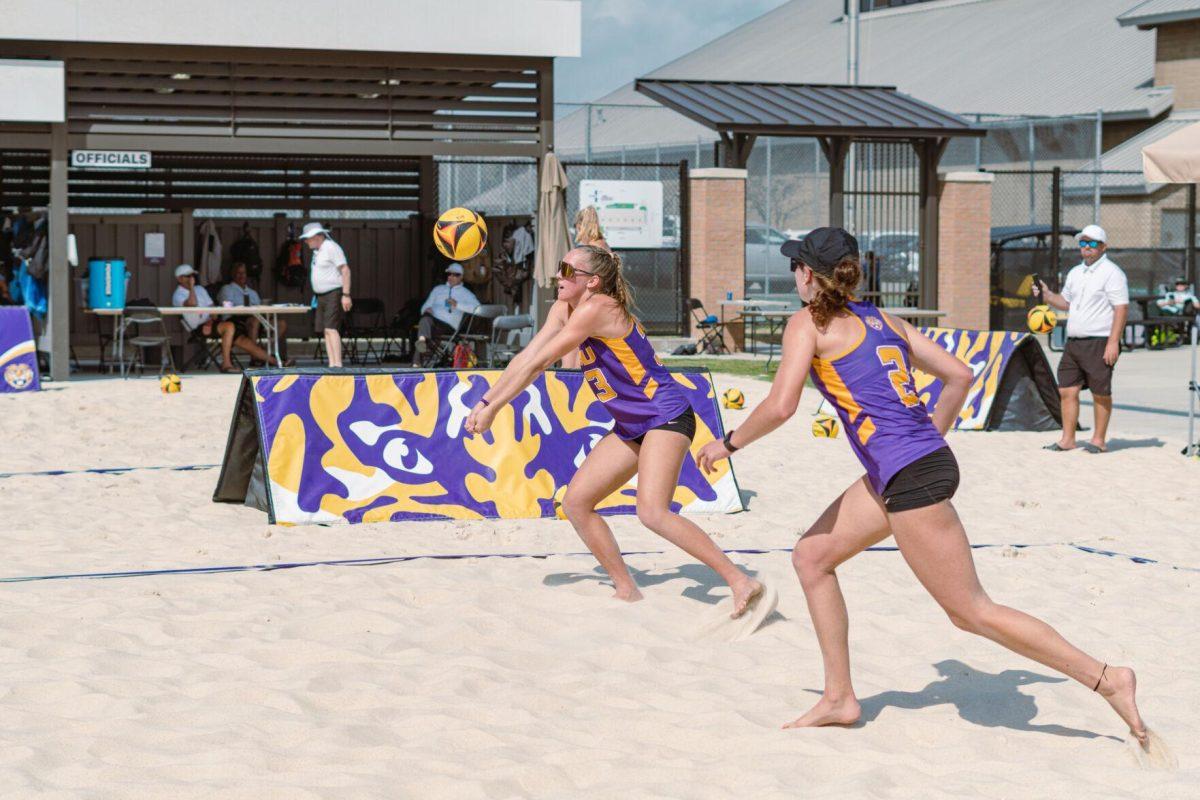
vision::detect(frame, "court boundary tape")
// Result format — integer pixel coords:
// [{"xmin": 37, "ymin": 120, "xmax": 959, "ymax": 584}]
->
[
  {"xmin": 0, "ymin": 542, "xmax": 1194, "ymax": 585},
  {"xmin": 0, "ymin": 464, "xmax": 220, "ymax": 479}
]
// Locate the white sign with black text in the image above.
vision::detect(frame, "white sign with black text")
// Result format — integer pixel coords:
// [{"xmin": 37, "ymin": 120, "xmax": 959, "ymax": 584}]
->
[
  {"xmin": 578, "ymin": 180, "xmax": 665, "ymax": 249},
  {"xmin": 70, "ymin": 150, "xmax": 152, "ymax": 170}
]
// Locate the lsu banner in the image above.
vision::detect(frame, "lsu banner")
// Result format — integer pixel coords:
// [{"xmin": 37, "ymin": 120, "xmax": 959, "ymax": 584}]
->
[
  {"xmin": 914, "ymin": 327, "xmax": 1059, "ymax": 431},
  {"xmin": 0, "ymin": 307, "xmax": 40, "ymax": 394},
  {"xmin": 215, "ymin": 368, "xmax": 744, "ymax": 525}
]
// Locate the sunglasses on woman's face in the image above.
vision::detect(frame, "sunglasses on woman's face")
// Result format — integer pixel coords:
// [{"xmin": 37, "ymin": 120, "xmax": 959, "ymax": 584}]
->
[
  {"xmin": 789, "ymin": 259, "xmax": 806, "ymax": 273},
  {"xmin": 558, "ymin": 260, "xmax": 595, "ymax": 279}
]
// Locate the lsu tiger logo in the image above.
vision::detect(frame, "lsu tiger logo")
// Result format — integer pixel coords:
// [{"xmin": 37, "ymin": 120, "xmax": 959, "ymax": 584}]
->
[
  {"xmin": 866, "ymin": 316, "xmax": 884, "ymax": 331},
  {"xmin": 4, "ymin": 363, "xmax": 33, "ymax": 390}
]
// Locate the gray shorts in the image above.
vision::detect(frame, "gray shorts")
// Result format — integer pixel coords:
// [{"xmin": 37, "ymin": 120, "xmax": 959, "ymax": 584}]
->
[
  {"xmin": 1058, "ymin": 337, "xmax": 1113, "ymax": 396},
  {"xmin": 313, "ymin": 289, "xmax": 344, "ymax": 334}
]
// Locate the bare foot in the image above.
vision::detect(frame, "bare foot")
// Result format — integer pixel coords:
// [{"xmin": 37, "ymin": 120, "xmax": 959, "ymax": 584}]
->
[
  {"xmin": 612, "ymin": 584, "xmax": 644, "ymax": 603},
  {"xmin": 1096, "ymin": 666, "xmax": 1148, "ymax": 747},
  {"xmin": 730, "ymin": 578, "xmax": 763, "ymax": 619},
  {"xmin": 783, "ymin": 694, "xmax": 862, "ymax": 728}
]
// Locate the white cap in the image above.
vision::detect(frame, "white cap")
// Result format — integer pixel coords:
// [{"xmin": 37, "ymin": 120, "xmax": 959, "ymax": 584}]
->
[
  {"xmin": 1075, "ymin": 224, "xmax": 1107, "ymax": 244},
  {"xmin": 299, "ymin": 221, "xmax": 331, "ymax": 240},
  {"xmin": 445, "ymin": 262, "xmax": 464, "ymax": 275},
  {"xmin": 174, "ymin": 263, "xmax": 197, "ymax": 278}
]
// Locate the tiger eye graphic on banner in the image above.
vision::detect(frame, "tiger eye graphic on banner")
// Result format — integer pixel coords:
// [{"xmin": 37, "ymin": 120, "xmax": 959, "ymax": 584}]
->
[{"xmin": 216, "ymin": 368, "xmax": 743, "ymax": 525}]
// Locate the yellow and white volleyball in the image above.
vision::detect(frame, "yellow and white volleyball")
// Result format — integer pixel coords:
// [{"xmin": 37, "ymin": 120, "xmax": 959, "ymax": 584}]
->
[
  {"xmin": 433, "ymin": 207, "xmax": 488, "ymax": 261},
  {"xmin": 552, "ymin": 484, "xmax": 570, "ymax": 520},
  {"xmin": 812, "ymin": 414, "xmax": 840, "ymax": 438},
  {"xmin": 159, "ymin": 373, "xmax": 182, "ymax": 394},
  {"xmin": 722, "ymin": 388, "xmax": 746, "ymax": 410},
  {"xmin": 1027, "ymin": 304, "xmax": 1057, "ymax": 334}
]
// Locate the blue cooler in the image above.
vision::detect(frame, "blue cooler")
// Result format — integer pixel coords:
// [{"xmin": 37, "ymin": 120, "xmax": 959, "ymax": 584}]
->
[{"xmin": 87, "ymin": 259, "xmax": 127, "ymax": 309}]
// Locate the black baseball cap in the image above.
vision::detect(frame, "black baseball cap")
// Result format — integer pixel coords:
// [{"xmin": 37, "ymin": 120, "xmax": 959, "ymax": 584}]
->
[{"xmin": 781, "ymin": 227, "xmax": 859, "ymax": 274}]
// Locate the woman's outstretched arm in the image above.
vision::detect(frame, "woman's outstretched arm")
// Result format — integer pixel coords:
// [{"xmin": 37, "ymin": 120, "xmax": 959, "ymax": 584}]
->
[{"xmin": 697, "ymin": 310, "xmax": 817, "ymax": 473}]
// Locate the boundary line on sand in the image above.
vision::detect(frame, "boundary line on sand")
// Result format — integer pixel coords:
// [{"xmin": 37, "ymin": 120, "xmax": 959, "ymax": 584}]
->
[
  {"xmin": 0, "ymin": 464, "xmax": 220, "ymax": 479},
  {"xmin": 0, "ymin": 543, "xmax": 1194, "ymax": 585}
]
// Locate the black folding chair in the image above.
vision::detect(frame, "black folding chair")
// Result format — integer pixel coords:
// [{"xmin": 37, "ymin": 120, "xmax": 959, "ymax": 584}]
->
[
  {"xmin": 344, "ymin": 297, "xmax": 388, "ymax": 365},
  {"xmin": 689, "ymin": 298, "xmax": 729, "ymax": 354},
  {"xmin": 422, "ymin": 307, "xmax": 502, "ymax": 368}
]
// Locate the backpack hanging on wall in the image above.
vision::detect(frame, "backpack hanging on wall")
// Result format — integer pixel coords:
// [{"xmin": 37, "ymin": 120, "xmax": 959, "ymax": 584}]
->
[
  {"xmin": 229, "ymin": 222, "xmax": 264, "ymax": 279},
  {"xmin": 274, "ymin": 224, "xmax": 307, "ymax": 288}
]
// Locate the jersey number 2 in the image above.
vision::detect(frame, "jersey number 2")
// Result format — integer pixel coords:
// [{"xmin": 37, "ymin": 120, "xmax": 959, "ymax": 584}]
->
[{"xmin": 876, "ymin": 346, "xmax": 920, "ymax": 407}]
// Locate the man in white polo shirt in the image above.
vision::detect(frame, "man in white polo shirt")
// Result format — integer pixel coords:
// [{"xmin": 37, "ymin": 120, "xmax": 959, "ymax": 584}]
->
[
  {"xmin": 1034, "ymin": 224, "xmax": 1129, "ymax": 453},
  {"xmin": 299, "ymin": 222, "xmax": 352, "ymax": 368}
]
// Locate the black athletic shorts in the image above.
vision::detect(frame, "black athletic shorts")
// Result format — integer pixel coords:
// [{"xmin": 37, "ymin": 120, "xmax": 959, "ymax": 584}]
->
[
  {"xmin": 631, "ymin": 407, "xmax": 696, "ymax": 445},
  {"xmin": 1057, "ymin": 336, "xmax": 1114, "ymax": 396},
  {"xmin": 881, "ymin": 446, "xmax": 960, "ymax": 513}
]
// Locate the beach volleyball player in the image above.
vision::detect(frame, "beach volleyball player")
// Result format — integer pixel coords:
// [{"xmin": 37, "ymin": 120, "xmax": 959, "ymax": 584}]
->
[
  {"xmin": 464, "ymin": 245, "xmax": 773, "ymax": 618},
  {"xmin": 697, "ymin": 228, "xmax": 1147, "ymax": 743}
]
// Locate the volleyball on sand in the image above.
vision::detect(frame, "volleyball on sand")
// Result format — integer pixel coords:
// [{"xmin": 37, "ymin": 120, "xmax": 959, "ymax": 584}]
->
[
  {"xmin": 722, "ymin": 388, "xmax": 745, "ymax": 409},
  {"xmin": 159, "ymin": 373, "xmax": 182, "ymax": 394},
  {"xmin": 433, "ymin": 207, "xmax": 488, "ymax": 261},
  {"xmin": 1027, "ymin": 304, "xmax": 1057, "ymax": 334}
]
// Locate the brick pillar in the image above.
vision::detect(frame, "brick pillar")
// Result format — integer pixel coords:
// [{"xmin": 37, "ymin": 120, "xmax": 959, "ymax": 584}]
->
[
  {"xmin": 688, "ymin": 168, "xmax": 746, "ymax": 349},
  {"xmin": 936, "ymin": 171, "xmax": 993, "ymax": 330}
]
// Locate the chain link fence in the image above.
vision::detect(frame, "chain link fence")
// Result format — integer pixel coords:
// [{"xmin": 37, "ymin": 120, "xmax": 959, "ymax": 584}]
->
[{"xmin": 988, "ymin": 167, "xmax": 1198, "ymax": 330}]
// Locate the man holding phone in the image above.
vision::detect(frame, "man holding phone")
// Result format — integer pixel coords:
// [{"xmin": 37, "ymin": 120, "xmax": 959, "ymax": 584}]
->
[
  {"xmin": 413, "ymin": 262, "xmax": 480, "ymax": 366},
  {"xmin": 1032, "ymin": 224, "xmax": 1129, "ymax": 453}
]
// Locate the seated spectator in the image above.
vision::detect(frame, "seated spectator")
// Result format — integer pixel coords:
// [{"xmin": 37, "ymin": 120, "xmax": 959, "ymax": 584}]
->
[
  {"xmin": 217, "ymin": 262, "xmax": 289, "ymax": 363},
  {"xmin": 172, "ymin": 263, "xmax": 279, "ymax": 373},
  {"xmin": 1156, "ymin": 277, "xmax": 1198, "ymax": 316},
  {"xmin": 413, "ymin": 262, "xmax": 480, "ymax": 366}
]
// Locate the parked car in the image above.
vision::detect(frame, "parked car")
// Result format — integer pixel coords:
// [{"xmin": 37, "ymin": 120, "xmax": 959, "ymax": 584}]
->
[{"xmin": 745, "ymin": 224, "xmax": 796, "ymax": 295}]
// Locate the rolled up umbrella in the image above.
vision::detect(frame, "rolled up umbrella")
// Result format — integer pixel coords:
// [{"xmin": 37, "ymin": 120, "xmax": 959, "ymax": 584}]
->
[{"xmin": 534, "ymin": 152, "xmax": 571, "ymax": 288}]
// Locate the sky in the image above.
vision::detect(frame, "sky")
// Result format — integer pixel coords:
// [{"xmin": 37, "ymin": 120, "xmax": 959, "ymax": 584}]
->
[{"xmin": 554, "ymin": 0, "xmax": 790, "ymax": 108}]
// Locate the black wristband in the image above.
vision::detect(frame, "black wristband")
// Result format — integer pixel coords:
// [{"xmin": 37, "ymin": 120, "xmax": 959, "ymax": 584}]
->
[
  {"xmin": 723, "ymin": 429, "xmax": 739, "ymax": 452},
  {"xmin": 479, "ymin": 397, "xmax": 491, "ymax": 407}
]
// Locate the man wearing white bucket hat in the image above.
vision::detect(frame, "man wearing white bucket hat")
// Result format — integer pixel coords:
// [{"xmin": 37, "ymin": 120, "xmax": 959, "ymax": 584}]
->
[
  {"xmin": 1033, "ymin": 224, "xmax": 1129, "ymax": 453},
  {"xmin": 299, "ymin": 222, "xmax": 351, "ymax": 367}
]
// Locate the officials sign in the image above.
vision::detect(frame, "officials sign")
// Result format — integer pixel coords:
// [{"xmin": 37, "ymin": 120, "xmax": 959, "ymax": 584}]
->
[{"xmin": 70, "ymin": 150, "xmax": 152, "ymax": 169}]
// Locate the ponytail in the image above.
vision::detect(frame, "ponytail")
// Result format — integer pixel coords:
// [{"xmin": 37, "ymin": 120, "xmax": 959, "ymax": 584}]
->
[
  {"xmin": 575, "ymin": 244, "xmax": 635, "ymax": 317},
  {"xmin": 806, "ymin": 257, "xmax": 862, "ymax": 328}
]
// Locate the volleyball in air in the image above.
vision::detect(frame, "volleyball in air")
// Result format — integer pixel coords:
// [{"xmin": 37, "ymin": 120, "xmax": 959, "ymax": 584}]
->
[
  {"xmin": 1027, "ymin": 304, "xmax": 1057, "ymax": 334},
  {"xmin": 433, "ymin": 207, "xmax": 488, "ymax": 261},
  {"xmin": 159, "ymin": 373, "xmax": 182, "ymax": 394},
  {"xmin": 722, "ymin": 388, "xmax": 746, "ymax": 410},
  {"xmin": 812, "ymin": 414, "xmax": 840, "ymax": 438}
]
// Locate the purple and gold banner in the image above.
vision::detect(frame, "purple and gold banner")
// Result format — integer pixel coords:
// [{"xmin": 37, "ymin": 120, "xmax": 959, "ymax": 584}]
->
[
  {"xmin": 247, "ymin": 369, "xmax": 742, "ymax": 525},
  {"xmin": 914, "ymin": 327, "xmax": 1035, "ymax": 430},
  {"xmin": 0, "ymin": 307, "xmax": 40, "ymax": 394}
]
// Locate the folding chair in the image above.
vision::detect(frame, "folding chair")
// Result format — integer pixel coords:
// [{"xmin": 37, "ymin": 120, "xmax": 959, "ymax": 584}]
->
[
  {"xmin": 344, "ymin": 297, "xmax": 388, "ymax": 365},
  {"xmin": 121, "ymin": 306, "xmax": 177, "ymax": 378},
  {"xmin": 689, "ymin": 298, "xmax": 729, "ymax": 354},
  {"xmin": 422, "ymin": 306, "xmax": 503, "ymax": 368},
  {"xmin": 488, "ymin": 314, "xmax": 533, "ymax": 367}
]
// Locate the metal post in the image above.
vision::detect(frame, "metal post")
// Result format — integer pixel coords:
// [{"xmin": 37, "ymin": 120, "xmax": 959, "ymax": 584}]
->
[
  {"xmin": 765, "ymin": 136, "xmax": 773, "ymax": 230},
  {"xmin": 679, "ymin": 159, "xmax": 690, "ymax": 336},
  {"xmin": 48, "ymin": 124, "xmax": 69, "ymax": 381},
  {"xmin": 974, "ymin": 114, "xmax": 983, "ymax": 171},
  {"xmin": 1093, "ymin": 109, "xmax": 1103, "ymax": 221},
  {"xmin": 1028, "ymin": 119, "xmax": 1036, "ymax": 225},
  {"xmin": 1189, "ymin": 323, "xmax": 1198, "ymax": 458},
  {"xmin": 1185, "ymin": 182, "xmax": 1197, "ymax": 286},
  {"xmin": 847, "ymin": 0, "xmax": 860, "ymax": 86},
  {"xmin": 1051, "ymin": 167, "xmax": 1062, "ymax": 280}
]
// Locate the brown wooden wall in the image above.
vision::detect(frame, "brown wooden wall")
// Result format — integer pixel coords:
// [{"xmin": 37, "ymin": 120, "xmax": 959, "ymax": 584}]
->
[{"xmin": 69, "ymin": 214, "xmax": 421, "ymax": 347}]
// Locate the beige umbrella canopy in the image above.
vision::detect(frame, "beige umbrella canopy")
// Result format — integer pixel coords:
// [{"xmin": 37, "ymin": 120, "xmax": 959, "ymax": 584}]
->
[
  {"xmin": 534, "ymin": 152, "xmax": 571, "ymax": 289},
  {"xmin": 1142, "ymin": 121, "xmax": 1200, "ymax": 183}
]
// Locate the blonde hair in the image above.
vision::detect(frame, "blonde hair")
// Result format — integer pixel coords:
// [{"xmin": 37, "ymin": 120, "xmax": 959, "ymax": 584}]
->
[
  {"xmin": 805, "ymin": 257, "xmax": 863, "ymax": 328},
  {"xmin": 575, "ymin": 245, "xmax": 634, "ymax": 317},
  {"xmin": 574, "ymin": 206, "xmax": 604, "ymax": 245}
]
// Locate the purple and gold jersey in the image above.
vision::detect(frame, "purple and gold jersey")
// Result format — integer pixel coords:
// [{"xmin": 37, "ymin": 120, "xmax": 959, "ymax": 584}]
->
[
  {"xmin": 809, "ymin": 300, "xmax": 947, "ymax": 494},
  {"xmin": 579, "ymin": 317, "xmax": 691, "ymax": 440}
]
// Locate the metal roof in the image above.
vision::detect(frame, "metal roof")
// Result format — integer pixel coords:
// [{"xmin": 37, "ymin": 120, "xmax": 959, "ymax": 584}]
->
[
  {"xmin": 634, "ymin": 80, "xmax": 983, "ymax": 139},
  {"xmin": 1067, "ymin": 109, "xmax": 1200, "ymax": 195},
  {"xmin": 639, "ymin": 0, "xmax": 1170, "ymax": 121},
  {"xmin": 1118, "ymin": 0, "xmax": 1200, "ymax": 27}
]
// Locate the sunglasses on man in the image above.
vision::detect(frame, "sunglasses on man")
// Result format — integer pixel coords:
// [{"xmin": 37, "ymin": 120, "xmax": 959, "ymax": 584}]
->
[
  {"xmin": 558, "ymin": 260, "xmax": 595, "ymax": 279},
  {"xmin": 1078, "ymin": 240, "xmax": 1103, "ymax": 249}
]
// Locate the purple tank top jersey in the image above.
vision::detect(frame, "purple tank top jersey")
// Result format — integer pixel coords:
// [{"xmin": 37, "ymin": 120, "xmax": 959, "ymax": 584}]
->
[
  {"xmin": 579, "ymin": 318, "xmax": 691, "ymax": 440},
  {"xmin": 809, "ymin": 300, "xmax": 947, "ymax": 494}
]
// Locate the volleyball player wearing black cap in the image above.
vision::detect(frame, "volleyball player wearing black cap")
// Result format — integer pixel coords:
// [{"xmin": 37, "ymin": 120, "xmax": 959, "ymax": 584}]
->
[{"xmin": 698, "ymin": 227, "xmax": 1147, "ymax": 744}]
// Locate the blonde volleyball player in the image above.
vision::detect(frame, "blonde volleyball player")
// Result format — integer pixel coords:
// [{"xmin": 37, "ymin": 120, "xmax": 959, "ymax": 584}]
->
[
  {"xmin": 697, "ymin": 228, "xmax": 1147, "ymax": 744},
  {"xmin": 465, "ymin": 245, "xmax": 772, "ymax": 619}
]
